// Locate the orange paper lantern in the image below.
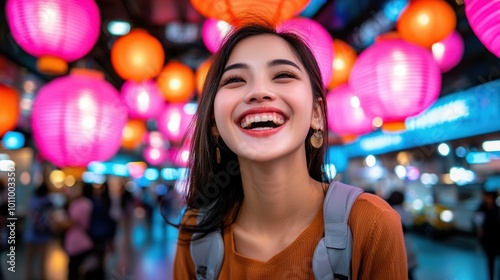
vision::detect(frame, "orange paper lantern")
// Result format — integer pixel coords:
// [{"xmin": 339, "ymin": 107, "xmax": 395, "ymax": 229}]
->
[
  {"xmin": 111, "ymin": 29, "xmax": 165, "ymax": 82},
  {"xmin": 61, "ymin": 167, "xmax": 86, "ymax": 180},
  {"xmin": 374, "ymin": 31, "xmax": 401, "ymax": 43},
  {"xmin": 189, "ymin": 0, "xmax": 309, "ymax": 27},
  {"xmin": 0, "ymin": 84, "xmax": 19, "ymax": 137},
  {"xmin": 397, "ymin": 0, "xmax": 456, "ymax": 48},
  {"xmin": 122, "ymin": 119, "xmax": 147, "ymax": 150},
  {"xmin": 328, "ymin": 39, "xmax": 357, "ymax": 90},
  {"xmin": 157, "ymin": 61, "xmax": 195, "ymax": 103},
  {"xmin": 195, "ymin": 58, "xmax": 212, "ymax": 96}
]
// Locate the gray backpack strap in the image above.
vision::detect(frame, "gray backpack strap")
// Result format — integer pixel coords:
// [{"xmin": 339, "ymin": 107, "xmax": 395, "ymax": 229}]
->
[
  {"xmin": 190, "ymin": 212, "xmax": 224, "ymax": 280},
  {"xmin": 312, "ymin": 181, "xmax": 364, "ymax": 280}
]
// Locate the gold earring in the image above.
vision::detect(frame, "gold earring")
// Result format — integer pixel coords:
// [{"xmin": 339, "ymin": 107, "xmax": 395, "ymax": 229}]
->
[
  {"xmin": 211, "ymin": 126, "xmax": 219, "ymax": 138},
  {"xmin": 216, "ymin": 146, "xmax": 221, "ymax": 164},
  {"xmin": 310, "ymin": 129, "xmax": 323, "ymax": 148},
  {"xmin": 211, "ymin": 126, "xmax": 221, "ymax": 164}
]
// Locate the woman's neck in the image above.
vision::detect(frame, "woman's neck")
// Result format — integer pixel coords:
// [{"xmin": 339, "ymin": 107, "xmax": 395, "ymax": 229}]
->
[{"xmin": 235, "ymin": 152, "xmax": 325, "ymax": 235}]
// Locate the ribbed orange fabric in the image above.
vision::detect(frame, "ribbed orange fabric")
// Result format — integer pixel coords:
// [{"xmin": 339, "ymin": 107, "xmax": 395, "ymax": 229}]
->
[{"xmin": 173, "ymin": 193, "xmax": 407, "ymax": 280}]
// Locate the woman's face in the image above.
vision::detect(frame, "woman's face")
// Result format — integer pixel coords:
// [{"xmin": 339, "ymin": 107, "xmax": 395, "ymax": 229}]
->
[{"xmin": 213, "ymin": 34, "xmax": 322, "ymax": 162}]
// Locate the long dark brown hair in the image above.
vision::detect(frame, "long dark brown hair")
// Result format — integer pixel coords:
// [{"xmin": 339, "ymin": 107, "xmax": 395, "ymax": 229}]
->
[{"xmin": 178, "ymin": 23, "xmax": 329, "ymax": 239}]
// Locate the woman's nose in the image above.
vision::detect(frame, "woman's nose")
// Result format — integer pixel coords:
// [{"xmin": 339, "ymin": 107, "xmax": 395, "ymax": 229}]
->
[{"xmin": 244, "ymin": 84, "xmax": 276, "ymax": 103}]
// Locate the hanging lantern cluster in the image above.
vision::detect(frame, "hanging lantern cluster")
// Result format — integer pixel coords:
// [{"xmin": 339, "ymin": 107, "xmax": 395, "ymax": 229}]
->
[{"xmin": 5, "ymin": 0, "xmax": 101, "ymax": 75}]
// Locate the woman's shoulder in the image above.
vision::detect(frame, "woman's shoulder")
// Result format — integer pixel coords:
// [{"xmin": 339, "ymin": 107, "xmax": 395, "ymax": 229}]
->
[
  {"xmin": 349, "ymin": 192, "xmax": 401, "ymax": 231},
  {"xmin": 354, "ymin": 192, "xmax": 394, "ymax": 211}
]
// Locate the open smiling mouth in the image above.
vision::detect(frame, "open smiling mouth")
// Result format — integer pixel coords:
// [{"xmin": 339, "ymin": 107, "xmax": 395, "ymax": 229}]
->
[{"xmin": 240, "ymin": 113, "xmax": 285, "ymax": 130}]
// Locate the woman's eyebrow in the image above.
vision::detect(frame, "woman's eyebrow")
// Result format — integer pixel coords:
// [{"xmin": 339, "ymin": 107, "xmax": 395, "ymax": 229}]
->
[
  {"xmin": 223, "ymin": 63, "xmax": 248, "ymax": 73},
  {"xmin": 223, "ymin": 59, "xmax": 301, "ymax": 73},
  {"xmin": 268, "ymin": 59, "xmax": 301, "ymax": 71}
]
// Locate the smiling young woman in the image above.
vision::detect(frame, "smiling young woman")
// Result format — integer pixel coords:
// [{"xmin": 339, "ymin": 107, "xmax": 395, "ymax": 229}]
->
[{"xmin": 171, "ymin": 23, "xmax": 407, "ymax": 280}]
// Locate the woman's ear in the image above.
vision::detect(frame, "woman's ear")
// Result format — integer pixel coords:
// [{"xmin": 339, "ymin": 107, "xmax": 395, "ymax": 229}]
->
[
  {"xmin": 311, "ymin": 97, "xmax": 325, "ymax": 131},
  {"xmin": 211, "ymin": 125, "xmax": 220, "ymax": 138},
  {"xmin": 210, "ymin": 115, "xmax": 220, "ymax": 138}
]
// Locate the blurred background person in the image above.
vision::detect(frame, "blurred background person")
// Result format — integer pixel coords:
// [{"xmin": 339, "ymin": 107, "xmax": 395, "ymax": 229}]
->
[
  {"xmin": 23, "ymin": 180, "xmax": 54, "ymax": 280},
  {"xmin": 84, "ymin": 182, "xmax": 117, "ymax": 279},
  {"xmin": 474, "ymin": 191, "xmax": 500, "ymax": 280},
  {"xmin": 52, "ymin": 182, "xmax": 94, "ymax": 280},
  {"xmin": 387, "ymin": 190, "xmax": 418, "ymax": 280}
]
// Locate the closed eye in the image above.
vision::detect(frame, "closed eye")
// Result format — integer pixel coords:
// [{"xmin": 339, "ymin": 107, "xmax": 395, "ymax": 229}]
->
[
  {"xmin": 221, "ymin": 75, "xmax": 245, "ymax": 86},
  {"xmin": 274, "ymin": 71, "xmax": 297, "ymax": 80}
]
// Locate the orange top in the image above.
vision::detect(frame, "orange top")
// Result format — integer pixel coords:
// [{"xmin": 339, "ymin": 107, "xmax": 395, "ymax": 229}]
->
[{"xmin": 173, "ymin": 193, "xmax": 407, "ymax": 279}]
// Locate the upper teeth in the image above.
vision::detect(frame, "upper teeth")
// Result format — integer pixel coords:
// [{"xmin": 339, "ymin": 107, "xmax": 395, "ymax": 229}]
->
[{"xmin": 240, "ymin": 113, "xmax": 285, "ymax": 128}]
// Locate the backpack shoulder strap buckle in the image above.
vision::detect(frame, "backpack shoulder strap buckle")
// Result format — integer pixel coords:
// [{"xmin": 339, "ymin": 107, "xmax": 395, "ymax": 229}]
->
[{"xmin": 190, "ymin": 212, "xmax": 224, "ymax": 280}]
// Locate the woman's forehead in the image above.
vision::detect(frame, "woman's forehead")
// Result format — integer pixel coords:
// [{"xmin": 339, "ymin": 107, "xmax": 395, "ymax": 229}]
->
[{"xmin": 226, "ymin": 34, "xmax": 301, "ymax": 65}]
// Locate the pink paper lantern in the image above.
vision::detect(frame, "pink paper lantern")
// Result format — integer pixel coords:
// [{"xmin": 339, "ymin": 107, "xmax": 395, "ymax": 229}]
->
[
  {"xmin": 31, "ymin": 69, "xmax": 127, "ymax": 168},
  {"xmin": 432, "ymin": 31, "xmax": 464, "ymax": 73},
  {"xmin": 202, "ymin": 18, "xmax": 233, "ymax": 53},
  {"xmin": 465, "ymin": 0, "xmax": 500, "ymax": 58},
  {"xmin": 326, "ymin": 85, "xmax": 374, "ymax": 138},
  {"xmin": 147, "ymin": 131, "xmax": 166, "ymax": 148},
  {"xmin": 349, "ymin": 39, "xmax": 441, "ymax": 126},
  {"xmin": 277, "ymin": 17, "xmax": 334, "ymax": 86},
  {"xmin": 6, "ymin": 0, "xmax": 100, "ymax": 73},
  {"xmin": 121, "ymin": 79, "xmax": 165, "ymax": 119},
  {"xmin": 143, "ymin": 145, "xmax": 167, "ymax": 166},
  {"xmin": 157, "ymin": 103, "xmax": 195, "ymax": 144},
  {"xmin": 168, "ymin": 141, "xmax": 191, "ymax": 168}
]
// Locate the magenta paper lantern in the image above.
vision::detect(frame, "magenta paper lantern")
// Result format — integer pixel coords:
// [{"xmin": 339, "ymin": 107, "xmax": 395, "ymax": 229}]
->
[
  {"xmin": 31, "ymin": 70, "xmax": 127, "ymax": 168},
  {"xmin": 326, "ymin": 85, "xmax": 374, "ymax": 138},
  {"xmin": 6, "ymin": 0, "xmax": 100, "ymax": 73},
  {"xmin": 432, "ymin": 31, "xmax": 464, "ymax": 73},
  {"xmin": 202, "ymin": 18, "xmax": 233, "ymax": 53},
  {"xmin": 147, "ymin": 131, "xmax": 166, "ymax": 149},
  {"xmin": 277, "ymin": 17, "xmax": 333, "ymax": 86},
  {"xmin": 349, "ymin": 39, "xmax": 441, "ymax": 125},
  {"xmin": 168, "ymin": 141, "xmax": 191, "ymax": 168},
  {"xmin": 157, "ymin": 103, "xmax": 195, "ymax": 144},
  {"xmin": 143, "ymin": 145, "xmax": 167, "ymax": 166},
  {"xmin": 465, "ymin": 0, "xmax": 500, "ymax": 58},
  {"xmin": 121, "ymin": 79, "xmax": 165, "ymax": 119}
]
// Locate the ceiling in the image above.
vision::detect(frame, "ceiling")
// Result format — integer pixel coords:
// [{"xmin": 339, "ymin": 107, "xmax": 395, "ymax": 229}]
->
[{"xmin": 1, "ymin": 0, "xmax": 499, "ymax": 96}]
